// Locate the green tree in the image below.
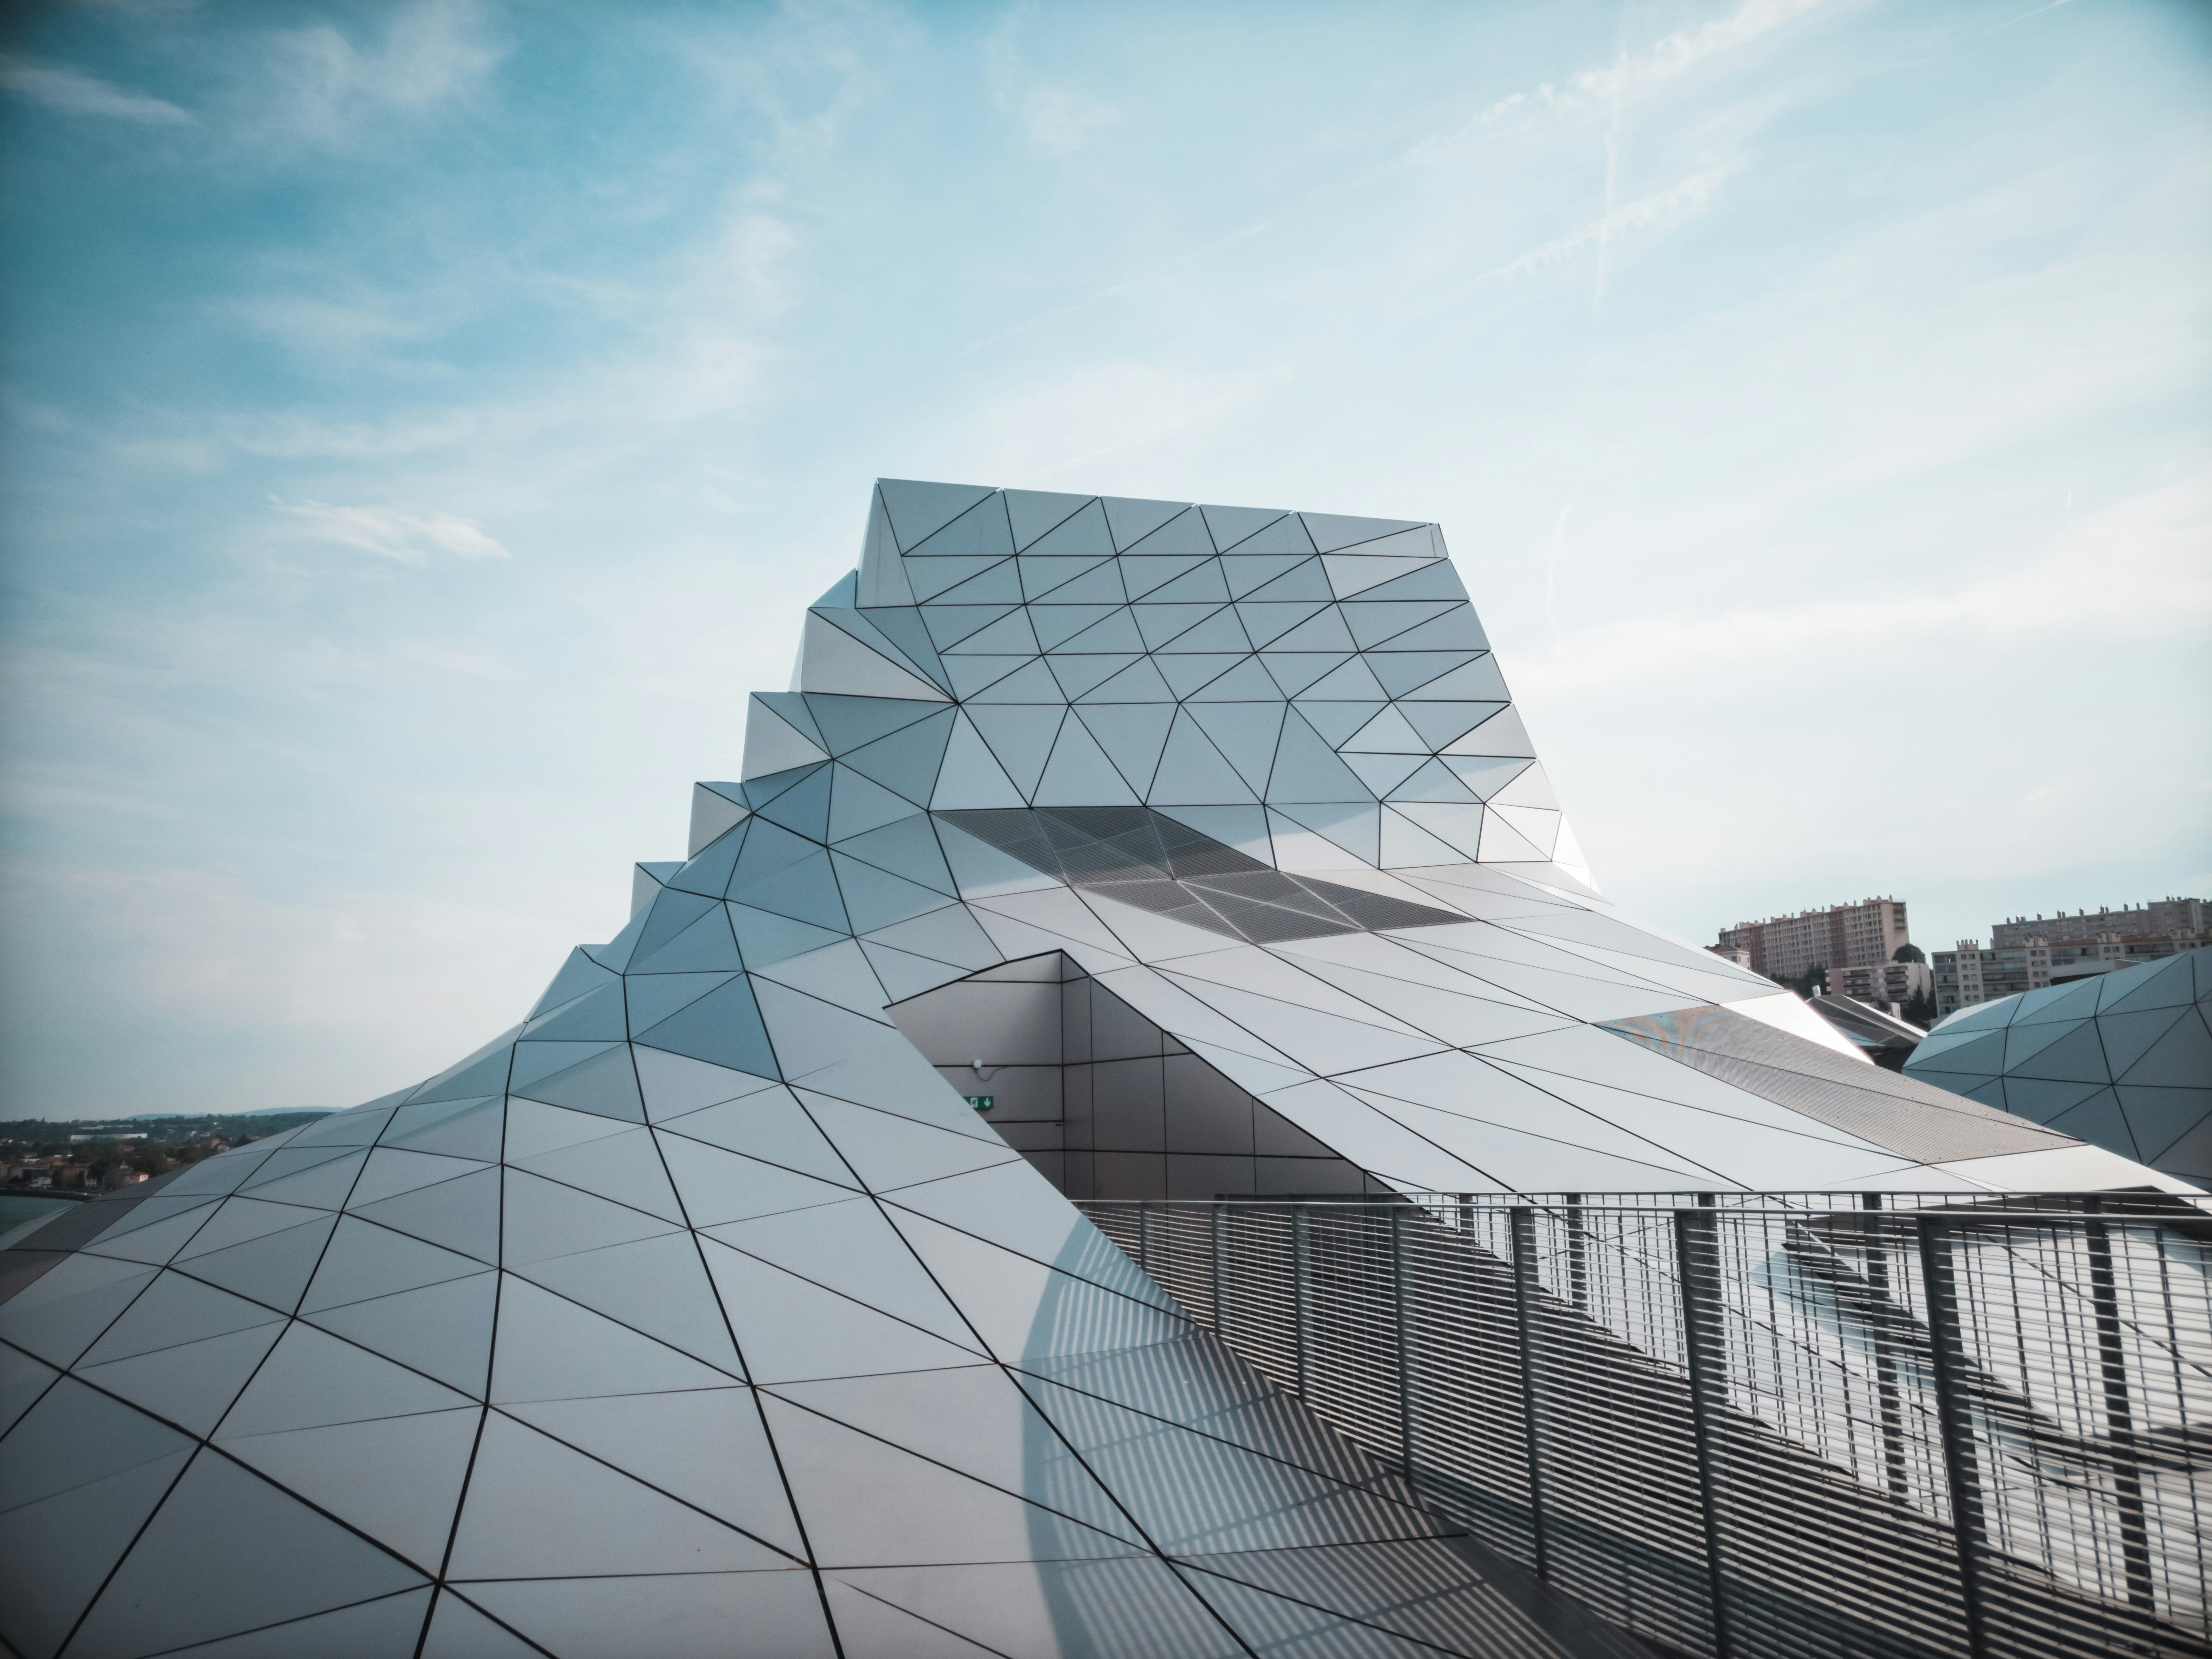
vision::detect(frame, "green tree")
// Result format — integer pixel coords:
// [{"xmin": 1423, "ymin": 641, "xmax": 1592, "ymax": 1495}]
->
[
  {"xmin": 1892, "ymin": 943, "xmax": 1925, "ymax": 964},
  {"xmin": 1782, "ymin": 963, "xmax": 1828, "ymax": 998}
]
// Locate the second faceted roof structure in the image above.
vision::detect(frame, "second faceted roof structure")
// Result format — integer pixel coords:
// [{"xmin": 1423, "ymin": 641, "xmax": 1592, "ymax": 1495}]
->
[{"xmin": 1903, "ymin": 950, "xmax": 2212, "ymax": 1186}]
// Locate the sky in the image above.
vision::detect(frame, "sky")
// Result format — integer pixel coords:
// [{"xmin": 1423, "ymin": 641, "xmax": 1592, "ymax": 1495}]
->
[{"xmin": 1, "ymin": 0, "xmax": 2207, "ymax": 1117}]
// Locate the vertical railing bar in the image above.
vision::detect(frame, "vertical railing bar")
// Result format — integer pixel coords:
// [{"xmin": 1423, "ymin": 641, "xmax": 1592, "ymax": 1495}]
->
[
  {"xmin": 1392, "ymin": 1203, "xmax": 1416, "ymax": 1478},
  {"xmin": 1860, "ymin": 1193, "xmax": 1912, "ymax": 1502},
  {"xmin": 1917, "ymin": 1214, "xmax": 1991, "ymax": 1659},
  {"xmin": 2082, "ymin": 1198, "xmax": 2157, "ymax": 1614},
  {"xmin": 1565, "ymin": 1191, "xmax": 1587, "ymax": 1311},
  {"xmin": 1673, "ymin": 1205, "xmax": 1734, "ymax": 1659},
  {"xmin": 1209, "ymin": 1201, "xmax": 1226, "ymax": 1337},
  {"xmin": 1508, "ymin": 1206, "xmax": 1551, "ymax": 1584}
]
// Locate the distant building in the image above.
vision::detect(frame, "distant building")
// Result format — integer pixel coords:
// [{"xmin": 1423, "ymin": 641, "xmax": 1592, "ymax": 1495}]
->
[
  {"xmin": 1990, "ymin": 897, "xmax": 2203, "ymax": 947},
  {"xmin": 1830, "ymin": 958, "xmax": 1932, "ymax": 1008},
  {"xmin": 1706, "ymin": 944, "xmax": 1753, "ymax": 971},
  {"xmin": 1936, "ymin": 914, "xmax": 2209, "ymax": 1019},
  {"xmin": 1717, "ymin": 898, "xmax": 1910, "ymax": 982},
  {"xmin": 1935, "ymin": 940, "xmax": 2048, "ymax": 1017}
]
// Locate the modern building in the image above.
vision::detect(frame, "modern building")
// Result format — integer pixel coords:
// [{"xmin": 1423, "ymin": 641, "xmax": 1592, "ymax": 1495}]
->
[
  {"xmin": 1990, "ymin": 898, "xmax": 2205, "ymax": 948},
  {"xmin": 0, "ymin": 480, "xmax": 2186, "ymax": 1659},
  {"xmin": 1906, "ymin": 950, "xmax": 2212, "ymax": 1185},
  {"xmin": 1716, "ymin": 898, "xmax": 1909, "ymax": 983}
]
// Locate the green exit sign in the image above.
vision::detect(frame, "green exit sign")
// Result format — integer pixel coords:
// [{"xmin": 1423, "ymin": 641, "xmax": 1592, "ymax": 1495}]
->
[{"xmin": 965, "ymin": 1096, "xmax": 994, "ymax": 1111}]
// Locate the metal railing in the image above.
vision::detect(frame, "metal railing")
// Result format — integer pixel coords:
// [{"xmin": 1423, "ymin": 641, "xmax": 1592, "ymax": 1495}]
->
[{"xmin": 1079, "ymin": 1193, "xmax": 2212, "ymax": 1659}]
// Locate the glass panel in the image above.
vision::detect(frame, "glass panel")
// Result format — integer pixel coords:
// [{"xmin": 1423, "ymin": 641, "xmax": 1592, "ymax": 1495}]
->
[
  {"xmin": 223, "ymin": 1321, "xmax": 473, "ymax": 1437},
  {"xmin": 0, "ymin": 1444, "xmax": 192, "ymax": 1659},
  {"xmin": 222, "ymin": 1406, "xmax": 481, "ymax": 1571},
  {"xmin": 78, "ymin": 1323, "xmax": 283, "ymax": 1437},
  {"xmin": 489, "ymin": 1277, "xmax": 737, "ymax": 1404},
  {"xmin": 758, "ymin": 1395, "xmax": 1143, "ymax": 1565},
  {"xmin": 69, "ymin": 1451, "xmax": 426, "ymax": 1658},
  {"xmin": 827, "ymin": 1558, "xmax": 1239, "ymax": 1657},
  {"xmin": 459, "ymin": 1570, "xmax": 832, "ymax": 1659},
  {"xmin": 447, "ymin": 1412, "xmax": 792, "ymax": 1577},
  {"xmin": 698, "ymin": 1238, "xmax": 980, "ymax": 1384},
  {"xmin": 305, "ymin": 1271, "xmax": 497, "ymax": 1398}
]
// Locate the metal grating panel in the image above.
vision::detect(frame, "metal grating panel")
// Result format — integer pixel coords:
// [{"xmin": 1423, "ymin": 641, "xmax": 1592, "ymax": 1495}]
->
[{"xmin": 1084, "ymin": 1192, "xmax": 2212, "ymax": 1659}]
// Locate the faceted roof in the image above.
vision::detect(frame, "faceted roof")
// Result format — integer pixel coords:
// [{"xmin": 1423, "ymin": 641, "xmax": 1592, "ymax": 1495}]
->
[
  {"xmin": 1904, "ymin": 950, "xmax": 2212, "ymax": 1186},
  {"xmin": 1, "ymin": 479, "xmax": 2185, "ymax": 1659}
]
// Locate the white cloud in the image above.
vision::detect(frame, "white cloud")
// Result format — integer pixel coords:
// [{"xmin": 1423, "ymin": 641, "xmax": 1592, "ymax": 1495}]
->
[
  {"xmin": 272, "ymin": 498, "xmax": 512, "ymax": 565},
  {"xmin": 985, "ymin": 32, "xmax": 1118, "ymax": 157},
  {"xmin": 1460, "ymin": 0, "xmax": 1836, "ymax": 138},
  {"xmin": 0, "ymin": 54, "xmax": 194, "ymax": 124},
  {"xmin": 256, "ymin": 0, "xmax": 507, "ymax": 144},
  {"xmin": 1020, "ymin": 86, "xmax": 1119, "ymax": 156}
]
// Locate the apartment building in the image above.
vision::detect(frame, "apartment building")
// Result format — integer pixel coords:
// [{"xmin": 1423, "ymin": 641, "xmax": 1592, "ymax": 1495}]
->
[
  {"xmin": 1936, "ymin": 931, "xmax": 2208, "ymax": 1018},
  {"xmin": 1933, "ymin": 940, "xmax": 2049, "ymax": 1018},
  {"xmin": 1717, "ymin": 897, "xmax": 1910, "ymax": 982},
  {"xmin": 1990, "ymin": 897, "xmax": 2203, "ymax": 947},
  {"xmin": 1935, "ymin": 898, "xmax": 2211, "ymax": 1018}
]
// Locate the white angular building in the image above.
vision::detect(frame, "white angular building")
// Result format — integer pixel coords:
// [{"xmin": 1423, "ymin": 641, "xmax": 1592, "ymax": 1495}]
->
[{"xmin": 0, "ymin": 480, "xmax": 2184, "ymax": 1659}]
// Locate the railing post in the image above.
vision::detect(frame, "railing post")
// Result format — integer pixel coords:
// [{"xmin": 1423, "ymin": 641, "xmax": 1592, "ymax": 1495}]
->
[
  {"xmin": 1917, "ymin": 1215, "xmax": 1991, "ymax": 1659},
  {"xmin": 1508, "ymin": 1206, "xmax": 1551, "ymax": 1583},
  {"xmin": 1860, "ymin": 1195, "xmax": 1910, "ymax": 1500},
  {"xmin": 1564, "ymin": 1192, "xmax": 1587, "ymax": 1311},
  {"xmin": 1392, "ymin": 1204, "xmax": 1416, "ymax": 1478},
  {"xmin": 2082, "ymin": 1200, "xmax": 2156, "ymax": 1612},
  {"xmin": 1673, "ymin": 1206, "xmax": 1734, "ymax": 1659},
  {"xmin": 1209, "ymin": 1202, "xmax": 1227, "ymax": 1337},
  {"xmin": 1291, "ymin": 1202, "xmax": 1311, "ymax": 1400}
]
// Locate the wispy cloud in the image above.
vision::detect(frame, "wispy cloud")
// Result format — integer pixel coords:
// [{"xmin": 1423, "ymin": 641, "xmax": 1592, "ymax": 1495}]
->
[
  {"xmin": 0, "ymin": 54, "xmax": 194, "ymax": 124},
  {"xmin": 985, "ymin": 32, "xmax": 1119, "ymax": 157},
  {"xmin": 255, "ymin": 0, "xmax": 507, "ymax": 145},
  {"xmin": 1021, "ymin": 86, "xmax": 1119, "ymax": 157},
  {"xmin": 1476, "ymin": 168, "xmax": 1734, "ymax": 285},
  {"xmin": 272, "ymin": 499, "xmax": 512, "ymax": 565},
  {"xmin": 1461, "ymin": 0, "xmax": 1835, "ymax": 138},
  {"xmin": 1985, "ymin": 0, "xmax": 2075, "ymax": 34},
  {"xmin": 228, "ymin": 294, "xmax": 436, "ymax": 364}
]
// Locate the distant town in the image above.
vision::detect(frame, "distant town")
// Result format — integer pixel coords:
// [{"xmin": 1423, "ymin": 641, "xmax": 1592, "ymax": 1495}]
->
[
  {"xmin": 1708, "ymin": 894, "xmax": 2207, "ymax": 1067},
  {"xmin": 0, "ymin": 1112, "xmax": 331, "ymax": 1198}
]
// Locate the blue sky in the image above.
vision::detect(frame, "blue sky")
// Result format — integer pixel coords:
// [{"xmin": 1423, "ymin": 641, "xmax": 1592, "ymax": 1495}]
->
[{"xmin": 2, "ymin": 0, "xmax": 2206, "ymax": 1117}]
